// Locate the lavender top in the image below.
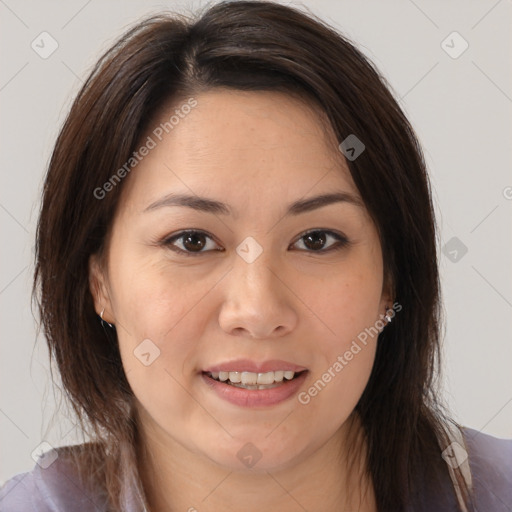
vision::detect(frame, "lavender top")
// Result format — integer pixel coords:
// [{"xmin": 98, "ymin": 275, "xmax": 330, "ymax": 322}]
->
[{"xmin": 1, "ymin": 427, "xmax": 511, "ymax": 511}]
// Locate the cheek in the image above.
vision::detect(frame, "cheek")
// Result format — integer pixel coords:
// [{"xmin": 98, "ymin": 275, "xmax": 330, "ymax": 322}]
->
[
  {"xmin": 111, "ymin": 265, "xmax": 203, "ymax": 426},
  {"xmin": 107, "ymin": 253, "xmax": 212, "ymax": 383},
  {"xmin": 296, "ymin": 271, "xmax": 380, "ymax": 424},
  {"xmin": 109, "ymin": 250, "xmax": 211, "ymax": 338},
  {"xmin": 296, "ymin": 257, "xmax": 382, "ymax": 410},
  {"xmin": 304, "ymin": 260, "xmax": 384, "ymax": 351},
  {"xmin": 296, "ymin": 340, "xmax": 377, "ymax": 443}
]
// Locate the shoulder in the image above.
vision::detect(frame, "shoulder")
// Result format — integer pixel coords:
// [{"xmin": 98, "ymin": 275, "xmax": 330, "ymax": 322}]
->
[
  {"xmin": 462, "ymin": 427, "xmax": 512, "ymax": 510},
  {"xmin": 0, "ymin": 444, "xmax": 108, "ymax": 512}
]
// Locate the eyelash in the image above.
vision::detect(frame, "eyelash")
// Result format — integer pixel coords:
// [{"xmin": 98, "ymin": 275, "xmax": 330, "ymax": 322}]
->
[{"xmin": 160, "ymin": 229, "xmax": 350, "ymax": 256}]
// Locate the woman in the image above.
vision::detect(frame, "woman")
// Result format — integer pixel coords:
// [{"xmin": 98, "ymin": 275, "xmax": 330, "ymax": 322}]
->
[{"xmin": 1, "ymin": 1, "xmax": 510, "ymax": 511}]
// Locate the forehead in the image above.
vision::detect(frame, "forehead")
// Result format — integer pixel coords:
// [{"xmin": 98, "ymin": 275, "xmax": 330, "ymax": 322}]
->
[{"xmin": 119, "ymin": 89, "xmax": 360, "ymax": 213}]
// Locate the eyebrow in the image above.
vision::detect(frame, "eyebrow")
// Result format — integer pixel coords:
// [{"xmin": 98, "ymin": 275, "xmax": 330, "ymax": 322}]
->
[{"xmin": 143, "ymin": 191, "xmax": 363, "ymax": 216}]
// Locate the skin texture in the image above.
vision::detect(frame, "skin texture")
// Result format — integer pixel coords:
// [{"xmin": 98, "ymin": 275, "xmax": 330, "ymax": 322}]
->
[{"xmin": 90, "ymin": 90, "xmax": 391, "ymax": 511}]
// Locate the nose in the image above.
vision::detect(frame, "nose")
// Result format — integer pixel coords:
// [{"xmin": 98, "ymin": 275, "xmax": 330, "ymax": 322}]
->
[{"xmin": 218, "ymin": 251, "xmax": 298, "ymax": 339}]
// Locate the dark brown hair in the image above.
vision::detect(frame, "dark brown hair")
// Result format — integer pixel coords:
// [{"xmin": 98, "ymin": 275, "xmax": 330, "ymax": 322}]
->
[{"xmin": 34, "ymin": 1, "xmax": 474, "ymax": 510}]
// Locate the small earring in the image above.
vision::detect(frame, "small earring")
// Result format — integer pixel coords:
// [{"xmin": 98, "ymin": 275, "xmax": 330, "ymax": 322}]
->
[
  {"xmin": 100, "ymin": 308, "xmax": 114, "ymax": 329},
  {"xmin": 384, "ymin": 306, "xmax": 394, "ymax": 323}
]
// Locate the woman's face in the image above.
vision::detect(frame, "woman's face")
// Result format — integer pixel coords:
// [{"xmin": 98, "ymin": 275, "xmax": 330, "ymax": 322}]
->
[{"xmin": 91, "ymin": 90, "xmax": 391, "ymax": 472}]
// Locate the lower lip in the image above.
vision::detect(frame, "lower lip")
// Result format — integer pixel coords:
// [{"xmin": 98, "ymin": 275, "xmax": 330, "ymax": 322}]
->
[{"xmin": 201, "ymin": 371, "xmax": 308, "ymax": 408}]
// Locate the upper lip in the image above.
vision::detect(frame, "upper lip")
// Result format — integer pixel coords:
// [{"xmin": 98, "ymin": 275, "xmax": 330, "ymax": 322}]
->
[{"xmin": 202, "ymin": 359, "xmax": 308, "ymax": 374}]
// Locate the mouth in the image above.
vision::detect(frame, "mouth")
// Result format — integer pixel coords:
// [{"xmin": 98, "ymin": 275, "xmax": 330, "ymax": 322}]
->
[
  {"xmin": 200, "ymin": 359, "xmax": 309, "ymax": 407},
  {"xmin": 202, "ymin": 369, "xmax": 308, "ymax": 390},
  {"xmin": 201, "ymin": 369, "xmax": 309, "ymax": 407}
]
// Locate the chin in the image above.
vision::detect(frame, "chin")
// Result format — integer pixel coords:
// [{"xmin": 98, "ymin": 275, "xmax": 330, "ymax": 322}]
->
[{"xmin": 199, "ymin": 436, "xmax": 305, "ymax": 474}]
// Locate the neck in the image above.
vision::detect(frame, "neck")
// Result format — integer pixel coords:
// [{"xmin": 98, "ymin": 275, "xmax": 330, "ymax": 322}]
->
[{"xmin": 136, "ymin": 411, "xmax": 376, "ymax": 512}]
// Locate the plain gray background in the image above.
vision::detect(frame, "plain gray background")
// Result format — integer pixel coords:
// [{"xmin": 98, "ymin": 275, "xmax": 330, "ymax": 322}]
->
[{"xmin": 1, "ymin": 0, "xmax": 511, "ymax": 483}]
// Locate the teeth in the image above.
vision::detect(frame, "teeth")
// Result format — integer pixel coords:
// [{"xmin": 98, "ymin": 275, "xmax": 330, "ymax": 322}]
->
[
  {"xmin": 207, "ymin": 370, "xmax": 299, "ymax": 385},
  {"xmin": 257, "ymin": 372, "xmax": 274, "ymax": 385},
  {"xmin": 274, "ymin": 370, "xmax": 284, "ymax": 382},
  {"xmin": 229, "ymin": 371, "xmax": 241, "ymax": 383},
  {"xmin": 241, "ymin": 372, "xmax": 257, "ymax": 385}
]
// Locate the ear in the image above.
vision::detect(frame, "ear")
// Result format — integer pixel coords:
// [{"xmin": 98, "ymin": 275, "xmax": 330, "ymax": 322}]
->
[
  {"xmin": 89, "ymin": 253, "xmax": 114, "ymax": 324},
  {"xmin": 380, "ymin": 272, "xmax": 395, "ymax": 315}
]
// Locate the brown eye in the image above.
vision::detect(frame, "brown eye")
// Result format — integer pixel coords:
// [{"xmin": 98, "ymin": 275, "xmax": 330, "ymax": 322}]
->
[
  {"xmin": 303, "ymin": 231, "xmax": 327, "ymax": 250},
  {"xmin": 182, "ymin": 232, "xmax": 207, "ymax": 252},
  {"xmin": 164, "ymin": 230, "xmax": 222, "ymax": 255},
  {"xmin": 292, "ymin": 230, "xmax": 349, "ymax": 253}
]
